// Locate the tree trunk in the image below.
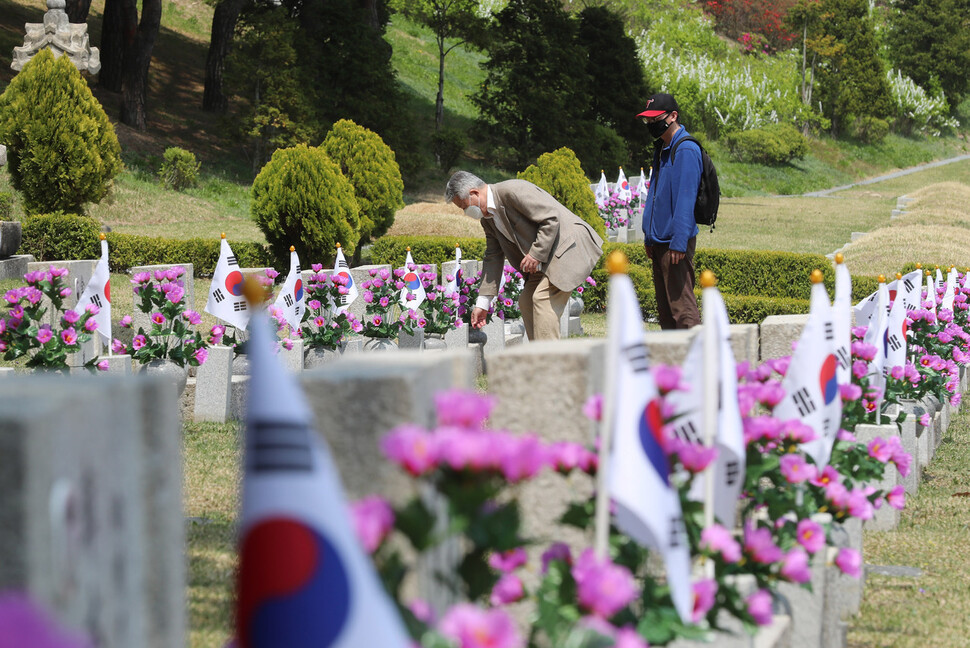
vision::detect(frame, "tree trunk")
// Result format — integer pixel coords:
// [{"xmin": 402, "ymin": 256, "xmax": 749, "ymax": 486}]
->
[
  {"xmin": 358, "ymin": 0, "xmax": 379, "ymax": 30},
  {"xmin": 435, "ymin": 36, "xmax": 445, "ymax": 135},
  {"xmin": 66, "ymin": 0, "xmax": 93, "ymax": 23},
  {"xmin": 99, "ymin": 0, "xmax": 133, "ymax": 92},
  {"xmin": 120, "ymin": 0, "xmax": 162, "ymax": 130},
  {"xmin": 203, "ymin": 0, "xmax": 249, "ymax": 112}
]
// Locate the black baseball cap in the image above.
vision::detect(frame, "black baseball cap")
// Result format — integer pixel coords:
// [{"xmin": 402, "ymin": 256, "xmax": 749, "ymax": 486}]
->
[{"xmin": 637, "ymin": 93, "xmax": 680, "ymax": 119}]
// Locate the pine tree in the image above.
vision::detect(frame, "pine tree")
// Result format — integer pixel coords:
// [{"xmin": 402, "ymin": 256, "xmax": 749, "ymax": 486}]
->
[{"xmin": 886, "ymin": 0, "xmax": 970, "ymax": 103}]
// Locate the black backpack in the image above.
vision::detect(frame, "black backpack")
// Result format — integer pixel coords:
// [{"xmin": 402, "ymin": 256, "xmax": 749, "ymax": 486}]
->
[{"xmin": 651, "ymin": 136, "xmax": 721, "ymax": 232}]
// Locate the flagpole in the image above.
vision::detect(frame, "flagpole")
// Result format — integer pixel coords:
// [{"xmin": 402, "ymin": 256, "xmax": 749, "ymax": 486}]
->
[
  {"xmin": 594, "ymin": 251, "xmax": 628, "ymax": 560},
  {"xmin": 700, "ymin": 271, "xmax": 718, "ymax": 579}
]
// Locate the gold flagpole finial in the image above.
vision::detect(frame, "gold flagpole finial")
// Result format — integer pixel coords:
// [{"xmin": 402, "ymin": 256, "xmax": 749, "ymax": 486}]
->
[
  {"xmin": 878, "ymin": 274, "xmax": 886, "ymax": 283},
  {"xmin": 811, "ymin": 269, "xmax": 824, "ymax": 284},
  {"xmin": 289, "ymin": 245, "xmax": 295, "ymax": 252},
  {"xmin": 406, "ymin": 246, "xmax": 411, "ymax": 252},
  {"xmin": 835, "ymin": 253, "xmax": 844, "ymax": 264},
  {"xmin": 99, "ymin": 232, "xmax": 106, "ymax": 241},
  {"xmin": 896, "ymin": 272, "xmax": 902, "ymax": 280},
  {"xmin": 220, "ymin": 232, "xmax": 226, "ymax": 239},
  {"xmin": 916, "ymin": 263, "xmax": 922, "ymax": 269},
  {"xmin": 336, "ymin": 242, "xmax": 342, "ymax": 249},
  {"xmin": 700, "ymin": 270, "xmax": 717, "ymax": 288},
  {"xmin": 606, "ymin": 250, "xmax": 629, "ymax": 275},
  {"xmin": 242, "ymin": 275, "xmax": 271, "ymax": 308}
]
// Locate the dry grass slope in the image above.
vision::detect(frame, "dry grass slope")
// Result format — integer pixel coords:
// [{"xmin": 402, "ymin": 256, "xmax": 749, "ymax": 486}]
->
[{"xmin": 385, "ymin": 201, "xmax": 486, "ymax": 239}]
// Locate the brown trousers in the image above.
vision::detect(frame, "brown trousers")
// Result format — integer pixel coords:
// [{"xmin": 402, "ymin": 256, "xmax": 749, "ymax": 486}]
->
[
  {"xmin": 647, "ymin": 238, "xmax": 700, "ymax": 330},
  {"xmin": 519, "ymin": 273, "xmax": 570, "ymax": 341}
]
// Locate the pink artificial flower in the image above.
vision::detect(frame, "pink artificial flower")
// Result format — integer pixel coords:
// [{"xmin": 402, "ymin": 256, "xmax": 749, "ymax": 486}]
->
[
  {"xmin": 839, "ymin": 383, "xmax": 862, "ymax": 402},
  {"xmin": 541, "ymin": 542, "xmax": 572, "ymax": 573},
  {"xmin": 62, "ymin": 310, "xmax": 80, "ymax": 325},
  {"xmin": 846, "ymin": 489, "xmax": 874, "ymax": 520},
  {"xmin": 779, "ymin": 453, "xmax": 815, "ymax": 484},
  {"xmin": 96, "ymin": 360, "xmax": 109, "ymax": 372},
  {"xmin": 132, "ymin": 335, "xmax": 147, "ymax": 350},
  {"xmin": 919, "ymin": 413, "xmax": 932, "ymax": 427},
  {"xmin": 350, "ymin": 495, "xmax": 395, "ymax": 553},
  {"xmin": 764, "ymin": 356, "xmax": 790, "ymax": 376},
  {"xmin": 166, "ymin": 285, "xmax": 185, "ymax": 305},
  {"xmin": 835, "ymin": 548, "xmax": 861, "ymax": 578},
  {"xmin": 780, "ymin": 548, "xmax": 811, "ymax": 584},
  {"xmin": 372, "ymin": 315, "xmax": 383, "ymax": 326},
  {"xmin": 36, "ymin": 327, "xmax": 53, "ymax": 344},
  {"xmin": 132, "ymin": 272, "xmax": 151, "ymax": 284},
  {"xmin": 83, "ymin": 318, "xmax": 98, "ymax": 333},
  {"xmin": 886, "ymin": 485, "xmax": 906, "ymax": 510},
  {"xmin": 692, "ymin": 579, "xmax": 717, "ymax": 623},
  {"xmin": 743, "ymin": 522, "xmax": 783, "ymax": 564},
  {"xmin": 381, "ymin": 424, "xmax": 438, "ymax": 476},
  {"xmin": 796, "ymin": 518, "xmax": 825, "ymax": 554},
  {"xmin": 0, "ymin": 593, "xmax": 93, "ymax": 648},
  {"xmin": 852, "ymin": 360, "xmax": 868, "ymax": 380},
  {"xmin": 119, "ymin": 315, "xmax": 132, "ymax": 328},
  {"xmin": 435, "ymin": 390, "xmax": 496, "ymax": 429},
  {"xmin": 489, "ymin": 548, "xmax": 528, "ymax": 573},
  {"xmin": 489, "ymin": 573, "xmax": 525, "ymax": 606},
  {"xmin": 674, "ymin": 440, "xmax": 718, "ymax": 473},
  {"xmin": 746, "ymin": 589, "xmax": 774, "ymax": 626},
  {"xmin": 408, "ymin": 599, "xmax": 434, "ymax": 624},
  {"xmin": 851, "ymin": 341, "xmax": 877, "ymax": 361},
  {"xmin": 184, "ymin": 310, "xmax": 202, "ymax": 325},
  {"xmin": 60, "ymin": 328, "xmax": 77, "ymax": 345},
  {"xmin": 652, "ymin": 365, "xmax": 684, "ymax": 394},
  {"xmin": 810, "ymin": 465, "xmax": 840, "ymax": 489},
  {"xmin": 151, "ymin": 312, "xmax": 166, "ymax": 326},
  {"xmin": 867, "ymin": 438, "xmax": 893, "ymax": 463},
  {"xmin": 572, "ymin": 549, "xmax": 637, "ymax": 618},
  {"xmin": 837, "ymin": 429, "xmax": 857, "ymax": 442},
  {"xmin": 111, "ymin": 339, "xmax": 127, "ymax": 354},
  {"xmin": 700, "ymin": 524, "xmax": 742, "ymax": 562},
  {"xmin": 757, "ymin": 381, "xmax": 786, "ymax": 407},
  {"xmin": 500, "ymin": 434, "xmax": 548, "ymax": 482},
  {"xmin": 194, "ymin": 348, "xmax": 209, "ymax": 365},
  {"xmin": 824, "ymin": 481, "xmax": 850, "ymax": 510},
  {"xmin": 549, "ymin": 442, "xmax": 595, "ymax": 473},
  {"xmin": 778, "ymin": 420, "xmax": 817, "ymax": 444},
  {"xmin": 582, "ymin": 394, "xmax": 603, "ymax": 422},
  {"xmin": 614, "ymin": 627, "xmax": 649, "ymax": 648},
  {"xmin": 379, "ymin": 296, "xmax": 390, "ymax": 308},
  {"xmin": 438, "ymin": 604, "xmax": 523, "ymax": 648}
]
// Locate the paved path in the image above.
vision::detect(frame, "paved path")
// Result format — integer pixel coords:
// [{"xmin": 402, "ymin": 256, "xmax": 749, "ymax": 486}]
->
[{"xmin": 803, "ymin": 153, "xmax": 970, "ymax": 197}]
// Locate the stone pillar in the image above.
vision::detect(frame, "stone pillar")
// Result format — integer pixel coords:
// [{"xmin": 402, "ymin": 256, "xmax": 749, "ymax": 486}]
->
[{"xmin": 193, "ymin": 345, "xmax": 233, "ymax": 423}]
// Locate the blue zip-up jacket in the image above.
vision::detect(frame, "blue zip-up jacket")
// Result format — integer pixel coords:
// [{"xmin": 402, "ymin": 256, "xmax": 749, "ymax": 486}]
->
[{"xmin": 641, "ymin": 126, "xmax": 701, "ymax": 252}]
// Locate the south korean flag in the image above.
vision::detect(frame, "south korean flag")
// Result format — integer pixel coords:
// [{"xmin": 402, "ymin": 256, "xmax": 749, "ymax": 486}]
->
[
  {"xmin": 899, "ymin": 269, "xmax": 923, "ymax": 316},
  {"xmin": 74, "ymin": 234, "xmax": 112, "ymax": 344},
  {"xmin": 332, "ymin": 244, "xmax": 358, "ymax": 314},
  {"xmin": 273, "ymin": 247, "xmax": 305, "ymax": 330},
  {"xmin": 205, "ymin": 235, "xmax": 251, "ymax": 330},
  {"xmin": 399, "ymin": 249, "xmax": 426, "ymax": 311},
  {"xmin": 444, "ymin": 245, "xmax": 462, "ymax": 297},
  {"xmin": 774, "ymin": 272, "xmax": 842, "ymax": 468}
]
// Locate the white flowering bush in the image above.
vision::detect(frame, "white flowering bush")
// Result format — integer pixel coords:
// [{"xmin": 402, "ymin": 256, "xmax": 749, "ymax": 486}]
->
[{"xmin": 885, "ymin": 69, "xmax": 960, "ymax": 137}]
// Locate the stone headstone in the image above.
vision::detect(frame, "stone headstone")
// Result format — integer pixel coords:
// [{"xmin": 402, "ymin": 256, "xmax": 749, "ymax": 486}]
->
[
  {"xmin": 481, "ymin": 316, "xmax": 505, "ymax": 355},
  {"xmin": 193, "ymin": 345, "xmax": 234, "ymax": 423},
  {"xmin": 398, "ymin": 327, "xmax": 425, "ymax": 351},
  {"xmin": 27, "ymin": 259, "xmax": 99, "ymax": 366},
  {"xmin": 102, "ymin": 354, "xmax": 133, "ymax": 375},
  {"xmin": 130, "ymin": 264, "xmax": 195, "ymax": 336},
  {"xmin": 759, "ymin": 313, "xmax": 809, "ymax": 361},
  {"xmin": 776, "ymin": 546, "xmax": 827, "ymax": 648},
  {"xmin": 0, "ymin": 143, "xmax": 6, "ymax": 166},
  {"xmin": 280, "ymin": 338, "xmax": 304, "ymax": 372},
  {"xmin": 854, "ymin": 423, "xmax": 902, "ymax": 531},
  {"xmin": 643, "ymin": 328, "xmax": 697, "ymax": 366},
  {"xmin": 0, "ymin": 255, "xmax": 30, "ymax": 281},
  {"xmin": 728, "ymin": 323, "xmax": 760, "ymax": 367},
  {"xmin": 0, "ymin": 221, "xmax": 22, "ymax": 257},
  {"xmin": 896, "ymin": 400, "xmax": 923, "ymax": 494}
]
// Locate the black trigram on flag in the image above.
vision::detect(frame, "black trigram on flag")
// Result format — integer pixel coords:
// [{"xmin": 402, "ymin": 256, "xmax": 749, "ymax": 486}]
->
[
  {"xmin": 622, "ymin": 343, "xmax": 649, "ymax": 374},
  {"xmin": 904, "ymin": 278, "xmax": 914, "ymax": 292},
  {"xmin": 295, "ymin": 305, "xmax": 303, "ymax": 319},
  {"xmin": 212, "ymin": 288, "xmax": 225, "ymax": 303},
  {"xmin": 824, "ymin": 321, "xmax": 834, "ymax": 341},
  {"xmin": 283, "ymin": 294, "xmax": 294, "ymax": 308},
  {"xmin": 227, "ymin": 255, "xmax": 238, "ymax": 266},
  {"xmin": 90, "ymin": 294, "xmax": 102, "ymax": 309},
  {"xmin": 249, "ymin": 420, "xmax": 313, "ymax": 472},
  {"xmin": 339, "ymin": 294, "xmax": 350, "ymax": 306},
  {"xmin": 234, "ymin": 301, "xmax": 247, "ymax": 312},
  {"xmin": 835, "ymin": 346, "xmax": 850, "ymax": 370},
  {"xmin": 669, "ymin": 515, "xmax": 686, "ymax": 549},
  {"xmin": 672, "ymin": 420, "xmax": 701, "ymax": 444},
  {"xmin": 295, "ymin": 265, "xmax": 301, "ymax": 275},
  {"xmin": 725, "ymin": 460, "xmax": 740, "ymax": 486},
  {"xmin": 792, "ymin": 387, "xmax": 816, "ymax": 416},
  {"xmin": 337, "ymin": 259, "xmax": 350, "ymax": 270},
  {"xmin": 887, "ymin": 334, "xmax": 902, "ymax": 352}
]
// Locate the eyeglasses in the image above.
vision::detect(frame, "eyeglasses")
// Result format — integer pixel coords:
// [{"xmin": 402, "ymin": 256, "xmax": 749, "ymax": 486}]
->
[{"xmin": 640, "ymin": 112, "xmax": 668, "ymax": 124}]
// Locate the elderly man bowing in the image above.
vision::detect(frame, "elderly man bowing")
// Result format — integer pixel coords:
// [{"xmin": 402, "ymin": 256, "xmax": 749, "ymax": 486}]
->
[{"xmin": 445, "ymin": 171, "xmax": 604, "ymax": 341}]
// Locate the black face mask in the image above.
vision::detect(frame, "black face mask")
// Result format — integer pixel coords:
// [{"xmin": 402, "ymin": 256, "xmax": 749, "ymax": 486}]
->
[{"xmin": 647, "ymin": 118, "xmax": 671, "ymax": 139}]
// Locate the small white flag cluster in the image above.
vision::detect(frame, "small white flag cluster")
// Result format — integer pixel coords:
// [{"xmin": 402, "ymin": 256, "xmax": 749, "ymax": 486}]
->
[
  {"xmin": 399, "ymin": 250, "xmax": 426, "ymax": 311},
  {"xmin": 74, "ymin": 236, "xmax": 112, "ymax": 344},
  {"xmin": 205, "ymin": 237, "xmax": 251, "ymax": 330},
  {"xmin": 615, "ymin": 167, "xmax": 632, "ymax": 203},
  {"xmin": 594, "ymin": 171, "xmax": 609, "ymax": 208}
]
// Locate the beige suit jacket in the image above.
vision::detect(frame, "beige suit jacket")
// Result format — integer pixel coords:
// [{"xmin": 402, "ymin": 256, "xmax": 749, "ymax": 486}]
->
[{"xmin": 479, "ymin": 179, "xmax": 604, "ymax": 298}]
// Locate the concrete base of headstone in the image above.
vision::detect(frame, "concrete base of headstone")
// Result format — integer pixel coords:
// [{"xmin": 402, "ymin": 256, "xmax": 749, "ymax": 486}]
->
[
  {"xmin": 776, "ymin": 547, "xmax": 827, "ymax": 648},
  {"xmin": 103, "ymin": 354, "xmax": 133, "ymax": 375},
  {"xmin": 855, "ymin": 423, "xmax": 902, "ymax": 531},
  {"xmin": 399, "ymin": 327, "xmax": 425, "ymax": 351},
  {"xmin": 444, "ymin": 325, "xmax": 468, "ymax": 350},
  {"xmin": 193, "ymin": 345, "xmax": 233, "ymax": 423},
  {"xmin": 559, "ymin": 306, "xmax": 583, "ymax": 338},
  {"xmin": 130, "ymin": 263, "xmax": 195, "ymax": 334},
  {"xmin": 616, "ymin": 226, "xmax": 629, "ymax": 243},
  {"xmin": 643, "ymin": 328, "xmax": 697, "ymax": 366},
  {"xmin": 933, "ymin": 411, "xmax": 943, "ymax": 448},
  {"xmin": 759, "ymin": 313, "xmax": 810, "ymax": 360},
  {"xmin": 280, "ymin": 338, "xmax": 304, "ymax": 372},
  {"xmin": 896, "ymin": 400, "xmax": 923, "ymax": 494},
  {"xmin": 0, "ymin": 367, "xmax": 15, "ymax": 376},
  {"xmin": 668, "ymin": 614, "xmax": 792, "ymax": 648},
  {"xmin": 0, "ymin": 220, "xmax": 23, "ymax": 257},
  {"xmin": 0, "ymin": 254, "xmax": 30, "ymax": 281},
  {"xmin": 467, "ymin": 342, "xmax": 485, "ymax": 376},
  {"xmin": 505, "ymin": 332, "xmax": 524, "ymax": 347},
  {"xmin": 482, "ymin": 317, "xmax": 505, "ymax": 354},
  {"xmin": 728, "ymin": 323, "xmax": 760, "ymax": 367}
]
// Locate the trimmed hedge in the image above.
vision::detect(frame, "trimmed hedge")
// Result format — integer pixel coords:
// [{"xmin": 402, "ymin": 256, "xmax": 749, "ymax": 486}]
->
[
  {"xmin": 693, "ymin": 248, "xmax": 836, "ymax": 301},
  {"xmin": 21, "ymin": 213, "xmax": 271, "ymax": 276}
]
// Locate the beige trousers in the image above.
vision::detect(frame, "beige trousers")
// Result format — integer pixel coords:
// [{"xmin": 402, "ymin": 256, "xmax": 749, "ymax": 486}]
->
[{"xmin": 519, "ymin": 273, "xmax": 570, "ymax": 341}]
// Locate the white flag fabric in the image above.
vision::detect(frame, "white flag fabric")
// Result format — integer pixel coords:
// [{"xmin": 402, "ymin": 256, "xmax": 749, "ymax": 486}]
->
[
  {"xmin": 899, "ymin": 269, "xmax": 923, "ymax": 316},
  {"xmin": 74, "ymin": 237, "xmax": 112, "ymax": 344},
  {"xmin": 272, "ymin": 248, "xmax": 305, "ymax": 330},
  {"xmin": 615, "ymin": 167, "xmax": 632, "ymax": 202},
  {"xmin": 885, "ymin": 279, "xmax": 907, "ymax": 373},
  {"xmin": 833, "ymin": 258, "xmax": 852, "ymax": 386},
  {"xmin": 942, "ymin": 267, "xmax": 957, "ymax": 312},
  {"xmin": 236, "ymin": 309, "xmax": 411, "ymax": 648},
  {"xmin": 444, "ymin": 246, "xmax": 462, "ymax": 297},
  {"xmin": 636, "ymin": 168, "xmax": 648, "ymax": 201},
  {"xmin": 863, "ymin": 281, "xmax": 889, "ymax": 399},
  {"xmin": 932, "ymin": 270, "xmax": 941, "ymax": 304},
  {"xmin": 963, "ymin": 270, "xmax": 970, "ymax": 290},
  {"xmin": 205, "ymin": 237, "xmax": 251, "ymax": 330},
  {"xmin": 399, "ymin": 250, "xmax": 427, "ymax": 311},
  {"xmin": 925, "ymin": 273, "xmax": 936, "ymax": 315},
  {"xmin": 606, "ymin": 271, "xmax": 692, "ymax": 624},
  {"xmin": 853, "ymin": 289, "xmax": 879, "ymax": 330},
  {"xmin": 595, "ymin": 171, "xmax": 609, "ymax": 208},
  {"xmin": 332, "ymin": 246, "xmax": 358, "ymax": 314},
  {"xmin": 774, "ymin": 279, "xmax": 842, "ymax": 468},
  {"xmin": 667, "ymin": 288, "xmax": 745, "ymax": 527}
]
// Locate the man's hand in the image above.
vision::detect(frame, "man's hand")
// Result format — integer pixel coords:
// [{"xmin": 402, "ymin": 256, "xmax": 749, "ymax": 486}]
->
[
  {"xmin": 669, "ymin": 249, "xmax": 685, "ymax": 265},
  {"xmin": 471, "ymin": 307, "xmax": 488, "ymax": 329},
  {"xmin": 520, "ymin": 253, "xmax": 540, "ymax": 274}
]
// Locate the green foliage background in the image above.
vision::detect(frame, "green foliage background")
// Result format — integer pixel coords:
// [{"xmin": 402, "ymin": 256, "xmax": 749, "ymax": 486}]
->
[{"xmin": 517, "ymin": 147, "xmax": 607, "ymax": 239}]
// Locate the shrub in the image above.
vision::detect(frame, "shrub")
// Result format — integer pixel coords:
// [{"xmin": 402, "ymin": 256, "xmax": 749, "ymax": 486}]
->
[
  {"xmin": 694, "ymin": 248, "xmax": 835, "ymax": 300},
  {"xmin": 321, "ymin": 119, "xmax": 403, "ymax": 248},
  {"xmin": 20, "ymin": 213, "xmax": 101, "ymax": 261},
  {"xmin": 517, "ymin": 147, "xmax": 606, "ymax": 239},
  {"xmin": 371, "ymin": 236, "xmax": 488, "ymax": 267},
  {"xmin": 252, "ymin": 144, "xmax": 360, "ymax": 268},
  {"xmin": 725, "ymin": 123, "xmax": 808, "ymax": 165},
  {"xmin": 433, "ymin": 127, "xmax": 467, "ymax": 172},
  {"xmin": 159, "ymin": 147, "xmax": 200, "ymax": 191},
  {"xmin": 0, "ymin": 49, "xmax": 121, "ymax": 214},
  {"xmin": 849, "ymin": 116, "xmax": 889, "ymax": 144},
  {"xmin": 0, "ymin": 191, "xmax": 12, "ymax": 220}
]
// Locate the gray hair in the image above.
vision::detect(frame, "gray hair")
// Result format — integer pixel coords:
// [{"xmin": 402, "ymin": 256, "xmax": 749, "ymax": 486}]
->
[{"xmin": 444, "ymin": 170, "xmax": 485, "ymax": 202}]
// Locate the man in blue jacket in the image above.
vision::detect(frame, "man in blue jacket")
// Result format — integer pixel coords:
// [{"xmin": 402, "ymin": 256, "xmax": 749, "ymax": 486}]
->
[{"xmin": 637, "ymin": 93, "xmax": 701, "ymax": 329}]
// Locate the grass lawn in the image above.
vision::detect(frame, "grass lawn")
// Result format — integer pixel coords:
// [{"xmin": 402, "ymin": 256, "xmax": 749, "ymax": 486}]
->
[{"xmin": 848, "ymin": 406, "xmax": 970, "ymax": 647}]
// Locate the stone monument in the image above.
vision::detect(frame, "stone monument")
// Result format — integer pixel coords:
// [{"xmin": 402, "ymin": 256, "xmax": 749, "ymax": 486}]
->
[{"xmin": 11, "ymin": 0, "xmax": 101, "ymax": 74}]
